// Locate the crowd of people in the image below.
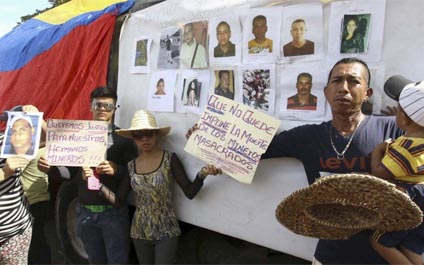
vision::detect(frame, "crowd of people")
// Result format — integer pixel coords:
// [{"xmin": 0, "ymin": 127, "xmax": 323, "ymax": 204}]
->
[{"xmin": 0, "ymin": 57, "xmax": 423, "ymax": 264}]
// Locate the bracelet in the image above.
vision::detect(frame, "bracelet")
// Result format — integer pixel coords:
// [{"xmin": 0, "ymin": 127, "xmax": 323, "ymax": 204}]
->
[{"xmin": 198, "ymin": 170, "xmax": 207, "ymax": 180}]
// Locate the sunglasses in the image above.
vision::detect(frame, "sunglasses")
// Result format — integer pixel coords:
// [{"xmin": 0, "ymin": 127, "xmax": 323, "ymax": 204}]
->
[
  {"xmin": 91, "ymin": 102, "xmax": 117, "ymax": 112},
  {"xmin": 132, "ymin": 130, "xmax": 156, "ymax": 139}
]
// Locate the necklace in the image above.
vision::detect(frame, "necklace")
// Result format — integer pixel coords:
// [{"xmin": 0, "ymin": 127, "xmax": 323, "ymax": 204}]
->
[{"xmin": 329, "ymin": 119, "xmax": 362, "ymax": 160}]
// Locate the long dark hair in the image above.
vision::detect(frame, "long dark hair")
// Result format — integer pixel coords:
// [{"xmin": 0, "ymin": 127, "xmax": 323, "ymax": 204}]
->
[
  {"xmin": 343, "ymin": 15, "xmax": 360, "ymax": 39},
  {"xmin": 187, "ymin": 79, "xmax": 198, "ymax": 97}
]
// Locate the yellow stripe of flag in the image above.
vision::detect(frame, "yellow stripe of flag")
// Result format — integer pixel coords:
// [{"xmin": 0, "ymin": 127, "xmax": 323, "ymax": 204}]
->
[{"xmin": 35, "ymin": 0, "xmax": 128, "ymax": 25}]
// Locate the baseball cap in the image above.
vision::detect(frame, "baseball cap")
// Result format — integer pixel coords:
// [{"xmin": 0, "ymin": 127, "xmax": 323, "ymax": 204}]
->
[
  {"xmin": 9, "ymin": 114, "xmax": 33, "ymax": 128},
  {"xmin": 384, "ymin": 75, "xmax": 424, "ymax": 127},
  {"xmin": 0, "ymin": 105, "xmax": 23, "ymax": 121}
]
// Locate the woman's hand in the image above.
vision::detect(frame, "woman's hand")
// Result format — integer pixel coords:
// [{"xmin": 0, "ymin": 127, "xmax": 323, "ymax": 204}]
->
[
  {"xmin": 200, "ymin": 164, "xmax": 222, "ymax": 177},
  {"xmin": 37, "ymin": 156, "xmax": 51, "ymax": 173},
  {"xmin": 3, "ymin": 156, "xmax": 30, "ymax": 179}
]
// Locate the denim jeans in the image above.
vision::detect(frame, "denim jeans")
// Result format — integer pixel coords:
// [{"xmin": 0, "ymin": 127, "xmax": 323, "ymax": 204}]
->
[{"xmin": 76, "ymin": 204, "xmax": 129, "ymax": 264}]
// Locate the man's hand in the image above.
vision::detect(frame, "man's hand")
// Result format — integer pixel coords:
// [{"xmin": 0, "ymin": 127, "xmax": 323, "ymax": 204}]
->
[{"xmin": 380, "ymin": 106, "xmax": 397, "ymax": 116}]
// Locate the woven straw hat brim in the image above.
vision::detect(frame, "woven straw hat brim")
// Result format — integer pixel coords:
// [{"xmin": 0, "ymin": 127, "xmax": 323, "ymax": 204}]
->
[
  {"xmin": 275, "ymin": 173, "xmax": 423, "ymax": 240},
  {"xmin": 115, "ymin": 109, "xmax": 171, "ymax": 139}
]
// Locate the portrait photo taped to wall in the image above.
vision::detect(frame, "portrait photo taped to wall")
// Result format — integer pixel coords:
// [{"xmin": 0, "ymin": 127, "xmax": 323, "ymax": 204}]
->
[
  {"xmin": 242, "ymin": 7, "xmax": 281, "ymax": 64},
  {"xmin": 208, "ymin": 15, "xmax": 242, "ymax": 65},
  {"xmin": 1, "ymin": 111, "xmax": 43, "ymax": 159},
  {"xmin": 147, "ymin": 70, "xmax": 177, "ymax": 112},
  {"xmin": 213, "ymin": 69, "xmax": 236, "ymax": 101},
  {"xmin": 157, "ymin": 27, "xmax": 181, "ymax": 69},
  {"xmin": 327, "ymin": 0, "xmax": 385, "ymax": 62},
  {"xmin": 181, "ymin": 21, "xmax": 209, "ymax": 69},
  {"xmin": 340, "ymin": 14, "xmax": 371, "ymax": 54},
  {"xmin": 131, "ymin": 35, "xmax": 152, "ymax": 74},
  {"xmin": 182, "ymin": 78, "xmax": 202, "ymax": 107},
  {"xmin": 281, "ymin": 2, "xmax": 323, "ymax": 62},
  {"xmin": 176, "ymin": 69, "xmax": 210, "ymax": 115},
  {"xmin": 279, "ymin": 63, "xmax": 327, "ymax": 121},
  {"xmin": 239, "ymin": 64, "xmax": 275, "ymax": 115}
]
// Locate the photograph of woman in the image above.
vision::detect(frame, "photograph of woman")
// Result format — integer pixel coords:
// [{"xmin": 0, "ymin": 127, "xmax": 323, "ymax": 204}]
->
[
  {"xmin": 154, "ymin": 78, "xmax": 166, "ymax": 95},
  {"xmin": 340, "ymin": 14, "xmax": 369, "ymax": 53},
  {"xmin": 184, "ymin": 79, "xmax": 200, "ymax": 107}
]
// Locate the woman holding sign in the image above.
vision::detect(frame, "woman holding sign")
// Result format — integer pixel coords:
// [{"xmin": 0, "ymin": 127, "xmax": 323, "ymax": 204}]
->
[{"xmin": 93, "ymin": 110, "xmax": 221, "ymax": 264}]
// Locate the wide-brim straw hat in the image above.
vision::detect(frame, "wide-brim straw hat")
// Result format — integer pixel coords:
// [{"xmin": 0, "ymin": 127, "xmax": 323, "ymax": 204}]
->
[
  {"xmin": 116, "ymin": 110, "xmax": 171, "ymax": 138},
  {"xmin": 275, "ymin": 173, "xmax": 423, "ymax": 240}
]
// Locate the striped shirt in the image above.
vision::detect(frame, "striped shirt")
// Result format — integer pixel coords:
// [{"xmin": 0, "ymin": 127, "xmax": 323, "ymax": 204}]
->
[{"xmin": 0, "ymin": 136, "xmax": 32, "ymax": 244}]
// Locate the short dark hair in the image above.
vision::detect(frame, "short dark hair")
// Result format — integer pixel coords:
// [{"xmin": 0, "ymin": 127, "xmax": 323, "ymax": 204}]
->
[
  {"xmin": 90, "ymin": 86, "xmax": 118, "ymax": 103},
  {"xmin": 184, "ymin": 22, "xmax": 193, "ymax": 31},
  {"xmin": 156, "ymin": 78, "xmax": 164, "ymax": 87},
  {"xmin": 297, "ymin": 72, "xmax": 312, "ymax": 83},
  {"xmin": 252, "ymin": 15, "xmax": 267, "ymax": 26},
  {"xmin": 216, "ymin": 21, "xmax": 231, "ymax": 32},
  {"xmin": 219, "ymin": 70, "xmax": 230, "ymax": 79},
  {"xmin": 292, "ymin": 19, "xmax": 306, "ymax": 27},
  {"xmin": 327, "ymin": 57, "xmax": 371, "ymax": 86}
]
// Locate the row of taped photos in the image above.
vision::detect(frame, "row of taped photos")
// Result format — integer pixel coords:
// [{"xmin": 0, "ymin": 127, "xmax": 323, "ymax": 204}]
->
[
  {"xmin": 143, "ymin": 61, "xmax": 384, "ymax": 122},
  {"xmin": 131, "ymin": 0, "xmax": 386, "ymax": 74}
]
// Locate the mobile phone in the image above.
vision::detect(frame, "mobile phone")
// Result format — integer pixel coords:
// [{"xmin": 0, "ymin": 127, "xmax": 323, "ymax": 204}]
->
[{"xmin": 87, "ymin": 170, "xmax": 100, "ymax": 190}]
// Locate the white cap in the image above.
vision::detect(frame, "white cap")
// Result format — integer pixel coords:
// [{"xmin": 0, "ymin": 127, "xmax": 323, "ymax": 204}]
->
[
  {"xmin": 9, "ymin": 114, "xmax": 33, "ymax": 128},
  {"xmin": 399, "ymin": 81, "xmax": 424, "ymax": 127}
]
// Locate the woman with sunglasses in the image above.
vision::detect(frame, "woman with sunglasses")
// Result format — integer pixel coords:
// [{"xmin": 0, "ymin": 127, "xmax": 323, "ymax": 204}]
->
[{"xmin": 94, "ymin": 109, "xmax": 221, "ymax": 264}]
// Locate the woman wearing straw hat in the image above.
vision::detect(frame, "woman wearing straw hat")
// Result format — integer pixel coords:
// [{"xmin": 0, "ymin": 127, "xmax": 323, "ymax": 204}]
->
[{"xmin": 97, "ymin": 110, "xmax": 221, "ymax": 264}]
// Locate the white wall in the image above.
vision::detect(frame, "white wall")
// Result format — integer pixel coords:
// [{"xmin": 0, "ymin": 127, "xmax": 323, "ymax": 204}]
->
[{"xmin": 116, "ymin": 0, "xmax": 424, "ymax": 261}]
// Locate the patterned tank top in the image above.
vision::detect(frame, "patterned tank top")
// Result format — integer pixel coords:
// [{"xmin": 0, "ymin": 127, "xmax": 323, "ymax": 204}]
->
[{"xmin": 129, "ymin": 151, "xmax": 181, "ymax": 240}]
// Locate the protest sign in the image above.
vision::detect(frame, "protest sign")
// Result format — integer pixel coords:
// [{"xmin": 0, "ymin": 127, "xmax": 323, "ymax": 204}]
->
[
  {"xmin": 45, "ymin": 119, "xmax": 108, "ymax": 167},
  {"xmin": 185, "ymin": 95, "xmax": 280, "ymax": 184}
]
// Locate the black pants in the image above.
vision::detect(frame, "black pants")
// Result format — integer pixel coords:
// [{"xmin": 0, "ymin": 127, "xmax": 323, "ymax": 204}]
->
[{"xmin": 28, "ymin": 200, "xmax": 51, "ymax": 265}]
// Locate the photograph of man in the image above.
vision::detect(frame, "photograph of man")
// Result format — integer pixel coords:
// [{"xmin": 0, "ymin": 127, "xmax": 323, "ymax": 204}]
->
[
  {"xmin": 214, "ymin": 70, "xmax": 234, "ymax": 100},
  {"xmin": 248, "ymin": 15, "xmax": 273, "ymax": 54},
  {"xmin": 287, "ymin": 72, "xmax": 317, "ymax": 110},
  {"xmin": 283, "ymin": 19, "xmax": 315, "ymax": 57},
  {"xmin": 8, "ymin": 114, "xmax": 35, "ymax": 156},
  {"xmin": 214, "ymin": 21, "xmax": 236, "ymax": 57},
  {"xmin": 157, "ymin": 27, "xmax": 181, "ymax": 69},
  {"xmin": 181, "ymin": 22, "xmax": 208, "ymax": 69}
]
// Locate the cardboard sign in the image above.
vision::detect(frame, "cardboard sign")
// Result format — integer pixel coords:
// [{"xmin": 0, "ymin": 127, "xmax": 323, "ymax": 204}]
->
[
  {"xmin": 45, "ymin": 119, "xmax": 108, "ymax": 167},
  {"xmin": 185, "ymin": 95, "xmax": 280, "ymax": 184}
]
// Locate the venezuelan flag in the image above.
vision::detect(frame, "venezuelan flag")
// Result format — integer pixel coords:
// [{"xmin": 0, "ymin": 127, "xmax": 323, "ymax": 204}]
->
[{"xmin": 0, "ymin": 0, "xmax": 134, "ymax": 122}]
